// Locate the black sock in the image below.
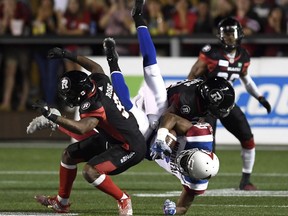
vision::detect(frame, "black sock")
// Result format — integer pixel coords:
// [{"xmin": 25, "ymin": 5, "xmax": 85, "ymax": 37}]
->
[
  {"xmin": 108, "ymin": 61, "xmax": 120, "ymax": 73},
  {"xmin": 241, "ymin": 173, "xmax": 251, "ymax": 183},
  {"xmin": 133, "ymin": 13, "xmax": 146, "ymax": 28}
]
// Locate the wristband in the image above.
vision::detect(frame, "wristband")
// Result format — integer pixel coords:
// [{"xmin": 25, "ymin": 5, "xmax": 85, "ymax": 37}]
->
[
  {"xmin": 47, "ymin": 114, "xmax": 58, "ymax": 122},
  {"xmin": 64, "ymin": 50, "xmax": 77, "ymax": 62}
]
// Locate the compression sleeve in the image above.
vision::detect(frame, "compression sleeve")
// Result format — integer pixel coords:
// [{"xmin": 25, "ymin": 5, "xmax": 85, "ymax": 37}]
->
[
  {"xmin": 111, "ymin": 71, "xmax": 133, "ymax": 110},
  {"xmin": 137, "ymin": 26, "xmax": 157, "ymax": 67},
  {"xmin": 240, "ymin": 74, "xmax": 261, "ymax": 99}
]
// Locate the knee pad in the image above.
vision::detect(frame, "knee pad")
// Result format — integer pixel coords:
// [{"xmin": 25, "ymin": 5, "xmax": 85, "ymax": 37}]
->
[{"xmin": 241, "ymin": 137, "xmax": 255, "ymax": 149}]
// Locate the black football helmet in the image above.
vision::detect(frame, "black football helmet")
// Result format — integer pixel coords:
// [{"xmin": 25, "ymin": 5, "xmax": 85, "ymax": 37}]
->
[
  {"xmin": 217, "ymin": 17, "xmax": 244, "ymax": 52},
  {"xmin": 198, "ymin": 77, "xmax": 235, "ymax": 118},
  {"xmin": 58, "ymin": 71, "xmax": 94, "ymax": 107}
]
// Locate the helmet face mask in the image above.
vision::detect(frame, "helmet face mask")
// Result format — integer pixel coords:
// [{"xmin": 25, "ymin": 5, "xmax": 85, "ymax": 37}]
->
[
  {"xmin": 217, "ymin": 17, "xmax": 244, "ymax": 52},
  {"xmin": 176, "ymin": 148, "xmax": 220, "ymax": 180},
  {"xmin": 58, "ymin": 71, "xmax": 94, "ymax": 107}
]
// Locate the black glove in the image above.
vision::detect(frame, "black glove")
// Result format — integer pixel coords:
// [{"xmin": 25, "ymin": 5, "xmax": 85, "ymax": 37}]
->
[
  {"xmin": 32, "ymin": 100, "xmax": 58, "ymax": 122},
  {"xmin": 258, "ymin": 96, "xmax": 271, "ymax": 114},
  {"xmin": 47, "ymin": 47, "xmax": 77, "ymax": 61}
]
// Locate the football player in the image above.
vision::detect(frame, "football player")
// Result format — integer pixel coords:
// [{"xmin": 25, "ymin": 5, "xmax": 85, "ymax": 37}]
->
[
  {"xmin": 31, "ymin": 48, "xmax": 147, "ymax": 216},
  {"xmin": 155, "ymin": 113, "xmax": 219, "ymax": 215},
  {"xmin": 188, "ymin": 17, "xmax": 272, "ymax": 190}
]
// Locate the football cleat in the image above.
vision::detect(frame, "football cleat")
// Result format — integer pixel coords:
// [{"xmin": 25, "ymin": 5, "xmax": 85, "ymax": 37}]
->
[
  {"xmin": 26, "ymin": 108, "xmax": 60, "ymax": 134},
  {"xmin": 117, "ymin": 194, "xmax": 133, "ymax": 216},
  {"xmin": 103, "ymin": 37, "xmax": 118, "ymax": 63},
  {"xmin": 131, "ymin": 0, "xmax": 145, "ymax": 17},
  {"xmin": 34, "ymin": 195, "xmax": 70, "ymax": 213},
  {"xmin": 239, "ymin": 182, "xmax": 257, "ymax": 191}
]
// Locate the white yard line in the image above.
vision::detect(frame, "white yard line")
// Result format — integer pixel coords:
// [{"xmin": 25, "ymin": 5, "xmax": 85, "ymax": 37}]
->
[
  {"xmin": 0, "ymin": 171, "xmax": 288, "ymax": 177},
  {"xmin": 133, "ymin": 188, "xmax": 288, "ymax": 197}
]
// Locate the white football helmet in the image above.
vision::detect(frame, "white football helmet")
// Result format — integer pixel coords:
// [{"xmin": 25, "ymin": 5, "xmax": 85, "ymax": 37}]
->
[{"xmin": 176, "ymin": 148, "xmax": 220, "ymax": 180}]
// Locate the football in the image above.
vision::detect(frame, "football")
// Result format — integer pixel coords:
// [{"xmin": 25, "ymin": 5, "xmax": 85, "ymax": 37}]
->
[{"xmin": 166, "ymin": 129, "xmax": 177, "ymax": 148}]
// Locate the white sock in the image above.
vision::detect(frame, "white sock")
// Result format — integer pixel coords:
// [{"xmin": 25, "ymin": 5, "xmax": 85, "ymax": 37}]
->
[
  {"xmin": 241, "ymin": 148, "xmax": 255, "ymax": 173},
  {"xmin": 120, "ymin": 193, "xmax": 128, "ymax": 200},
  {"xmin": 57, "ymin": 195, "xmax": 69, "ymax": 206}
]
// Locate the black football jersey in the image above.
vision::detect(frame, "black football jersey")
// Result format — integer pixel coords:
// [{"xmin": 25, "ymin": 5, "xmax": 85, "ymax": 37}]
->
[
  {"xmin": 79, "ymin": 73, "xmax": 144, "ymax": 152},
  {"xmin": 199, "ymin": 44, "xmax": 250, "ymax": 83},
  {"xmin": 167, "ymin": 79, "xmax": 206, "ymax": 121}
]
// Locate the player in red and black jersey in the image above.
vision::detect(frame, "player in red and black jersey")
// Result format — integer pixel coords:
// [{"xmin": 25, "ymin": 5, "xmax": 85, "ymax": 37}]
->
[
  {"xmin": 188, "ymin": 17, "xmax": 271, "ymax": 190},
  {"xmin": 166, "ymin": 77, "xmax": 235, "ymax": 122},
  {"xmin": 32, "ymin": 47, "xmax": 146, "ymax": 215}
]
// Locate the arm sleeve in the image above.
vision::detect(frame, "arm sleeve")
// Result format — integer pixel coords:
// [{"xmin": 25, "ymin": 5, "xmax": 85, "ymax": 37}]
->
[{"xmin": 240, "ymin": 74, "xmax": 261, "ymax": 99}]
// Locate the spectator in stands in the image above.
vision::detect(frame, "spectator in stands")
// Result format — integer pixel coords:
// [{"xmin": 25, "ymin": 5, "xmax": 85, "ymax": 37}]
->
[
  {"xmin": 252, "ymin": 0, "xmax": 275, "ymax": 25},
  {"xmin": 264, "ymin": 6, "xmax": 287, "ymax": 56},
  {"xmin": 234, "ymin": 0, "xmax": 263, "ymax": 56},
  {"xmin": 85, "ymin": 0, "xmax": 107, "ymax": 35},
  {"xmin": 98, "ymin": 0, "xmax": 133, "ymax": 55},
  {"xmin": 144, "ymin": 0, "xmax": 168, "ymax": 36},
  {"xmin": 57, "ymin": 0, "xmax": 91, "ymax": 71},
  {"xmin": 0, "ymin": 0, "xmax": 32, "ymax": 111},
  {"xmin": 169, "ymin": 0, "xmax": 197, "ymax": 35},
  {"xmin": 32, "ymin": 0, "xmax": 61, "ymax": 106},
  {"xmin": 194, "ymin": 0, "xmax": 213, "ymax": 33},
  {"xmin": 212, "ymin": 0, "xmax": 236, "ymax": 31}
]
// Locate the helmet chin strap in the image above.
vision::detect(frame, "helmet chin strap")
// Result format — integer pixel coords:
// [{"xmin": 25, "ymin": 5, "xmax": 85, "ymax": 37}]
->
[{"xmin": 87, "ymin": 81, "xmax": 97, "ymax": 98}]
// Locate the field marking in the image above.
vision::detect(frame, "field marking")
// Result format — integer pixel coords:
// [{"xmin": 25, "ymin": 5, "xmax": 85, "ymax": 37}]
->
[
  {"xmin": 133, "ymin": 188, "xmax": 288, "ymax": 197},
  {"xmin": 0, "ymin": 171, "xmax": 288, "ymax": 177}
]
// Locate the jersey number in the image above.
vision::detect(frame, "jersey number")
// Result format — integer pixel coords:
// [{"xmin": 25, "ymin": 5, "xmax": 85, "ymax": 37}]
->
[
  {"xmin": 217, "ymin": 72, "xmax": 239, "ymax": 82},
  {"xmin": 113, "ymin": 93, "xmax": 129, "ymax": 119}
]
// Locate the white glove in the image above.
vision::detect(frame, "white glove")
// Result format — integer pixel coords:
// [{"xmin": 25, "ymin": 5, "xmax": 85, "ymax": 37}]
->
[
  {"xmin": 26, "ymin": 108, "xmax": 61, "ymax": 134},
  {"xmin": 150, "ymin": 139, "xmax": 172, "ymax": 160},
  {"xmin": 163, "ymin": 199, "xmax": 176, "ymax": 215}
]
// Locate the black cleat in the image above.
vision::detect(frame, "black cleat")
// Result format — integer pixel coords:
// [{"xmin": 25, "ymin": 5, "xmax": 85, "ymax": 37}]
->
[
  {"xmin": 239, "ymin": 181, "xmax": 257, "ymax": 190},
  {"xmin": 131, "ymin": 0, "xmax": 145, "ymax": 17},
  {"xmin": 103, "ymin": 37, "xmax": 118, "ymax": 63}
]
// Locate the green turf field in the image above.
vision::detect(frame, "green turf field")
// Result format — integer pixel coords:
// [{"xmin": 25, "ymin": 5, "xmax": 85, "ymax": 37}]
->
[{"xmin": 0, "ymin": 145, "xmax": 287, "ymax": 216}]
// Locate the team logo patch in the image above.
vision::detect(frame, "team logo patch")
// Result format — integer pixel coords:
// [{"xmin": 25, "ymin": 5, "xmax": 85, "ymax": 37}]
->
[
  {"xmin": 202, "ymin": 45, "xmax": 211, "ymax": 52},
  {"xmin": 81, "ymin": 102, "xmax": 91, "ymax": 110},
  {"xmin": 180, "ymin": 105, "xmax": 191, "ymax": 114}
]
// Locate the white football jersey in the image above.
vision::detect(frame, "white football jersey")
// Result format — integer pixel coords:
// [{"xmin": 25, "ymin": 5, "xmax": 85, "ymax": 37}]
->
[{"xmin": 155, "ymin": 122, "xmax": 214, "ymax": 191}]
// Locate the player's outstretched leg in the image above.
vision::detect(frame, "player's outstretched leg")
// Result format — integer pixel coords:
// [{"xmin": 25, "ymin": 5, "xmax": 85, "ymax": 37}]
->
[
  {"xmin": 103, "ymin": 38, "xmax": 133, "ymax": 110},
  {"xmin": 132, "ymin": 0, "xmax": 167, "ymax": 119}
]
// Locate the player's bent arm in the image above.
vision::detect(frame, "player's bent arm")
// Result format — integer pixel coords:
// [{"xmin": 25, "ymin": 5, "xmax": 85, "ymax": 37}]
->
[
  {"xmin": 55, "ymin": 116, "xmax": 99, "ymax": 135},
  {"xmin": 188, "ymin": 59, "xmax": 207, "ymax": 80},
  {"xmin": 74, "ymin": 55, "xmax": 105, "ymax": 75},
  {"xmin": 159, "ymin": 112, "xmax": 193, "ymax": 136},
  {"xmin": 175, "ymin": 188, "xmax": 195, "ymax": 215}
]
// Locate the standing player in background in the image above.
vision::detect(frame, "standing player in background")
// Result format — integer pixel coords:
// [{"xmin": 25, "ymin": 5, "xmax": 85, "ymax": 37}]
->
[{"xmin": 188, "ymin": 17, "xmax": 271, "ymax": 190}]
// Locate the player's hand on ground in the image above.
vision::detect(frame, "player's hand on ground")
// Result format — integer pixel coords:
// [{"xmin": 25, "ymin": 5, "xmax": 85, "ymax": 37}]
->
[
  {"xmin": 150, "ymin": 139, "xmax": 172, "ymax": 160},
  {"xmin": 163, "ymin": 199, "xmax": 176, "ymax": 215},
  {"xmin": 258, "ymin": 96, "xmax": 271, "ymax": 113}
]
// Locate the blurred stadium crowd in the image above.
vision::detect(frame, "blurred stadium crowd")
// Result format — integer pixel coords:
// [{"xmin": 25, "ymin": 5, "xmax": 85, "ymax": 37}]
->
[{"xmin": 0, "ymin": 0, "xmax": 287, "ymax": 111}]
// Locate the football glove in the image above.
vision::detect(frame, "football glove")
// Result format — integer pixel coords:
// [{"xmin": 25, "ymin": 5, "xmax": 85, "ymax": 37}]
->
[
  {"xmin": 47, "ymin": 47, "xmax": 77, "ymax": 61},
  {"xmin": 32, "ymin": 100, "xmax": 58, "ymax": 122},
  {"xmin": 258, "ymin": 96, "xmax": 271, "ymax": 113},
  {"xmin": 150, "ymin": 139, "xmax": 172, "ymax": 160},
  {"xmin": 163, "ymin": 199, "xmax": 176, "ymax": 215}
]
